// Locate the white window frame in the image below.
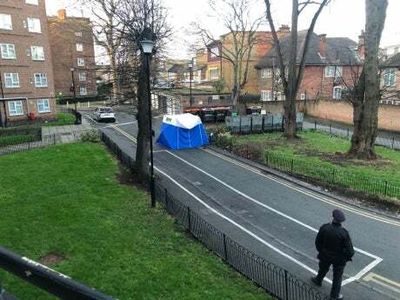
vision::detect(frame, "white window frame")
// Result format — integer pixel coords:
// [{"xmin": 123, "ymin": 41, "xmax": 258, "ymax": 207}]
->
[
  {"xmin": 25, "ymin": 0, "xmax": 39, "ymax": 5},
  {"xmin": 37, "ymin": 99, "xmax": 51, "ymax": 113},
  {"xmin": 0, "ymin": 14, "xmax": 12, "ymax": 30},
  {"xmin": 34, "ymin": 73, "xmax": 48, "ymax": 87},
  {"xmin": 79, "ymin": 72, "xmax": 86, "ymax": 81},
  {"xmin": 77, "ymin": 58, "xmax": 85, "ymax": 66},
  {"xmin": 76, "ymin": 43, "xmax": 83, "ymax": 52},
  {"xmin": 209, "ymin": 68, "xmax": 219, "ymax": 80},
  {"xmin": 80, "ymin": 86, "xmax": 87, "ymax": 95},
  {"xmin": 8, "ymin": 101, "xmax": 24, "ymax": 116},
  {"xmin": 333, "ymin": 86, "xmax": 343, "ymax": 100},
  {"xmin": 0, "ymin": 44, "xmax": 16, "ymax": 59},
  {"xmin": 75, "ymin": 32, "xmax": 83, "ymax": 37},
  {"xmin": 261, "ymin": 68, "xmax": 272, "ymax": 79},
  {"xmin": 383, "ymin": 68, "xmax": 396, "ymax": 87},
  {"xmin": 27, "ymin": 17, "xmax": 41, "ymax": 33},
  {"xmin": 300, "ymin": 93, "xmax": 306, "ymax": 100},
  {"xmin": 31, "ymin": 46, "xmax": 45, "ymax": 61},
  {"xmin": 4, "ymin": 73, "xmax": 20, "ymax": 88},
  {"xmin": 325, "ymin": 66, "xmax": 343, "ymax": 78},
  {"xmin": 261, "ymin": 90, "xmax": 272, "ymax": 101}
]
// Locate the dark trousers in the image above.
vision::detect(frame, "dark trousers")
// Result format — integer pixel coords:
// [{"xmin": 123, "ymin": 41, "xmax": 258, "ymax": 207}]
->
[{"xmin": 315, "ymin": 259, "xmax": 345, "ymax": 299}]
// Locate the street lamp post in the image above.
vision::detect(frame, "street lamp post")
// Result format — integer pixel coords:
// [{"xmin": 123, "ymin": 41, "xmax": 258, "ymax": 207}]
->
[
  {"xmin": 140, "ymin": 39, "xmax": 156, "ymax": 208},
  {"xmin": 188, "ymin": 59, "xmax": 193, "ymax": 107},
  {"xmin": 70, "ymin": 68, "xmax": 79, "ymax": 124}
]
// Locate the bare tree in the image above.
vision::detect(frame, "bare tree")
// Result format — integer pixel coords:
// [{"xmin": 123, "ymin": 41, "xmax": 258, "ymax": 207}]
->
[
  {"xmin": 195, "ymin": 0, "xmax": 263, "ymax": 112},
  {"xmin": 264, "ymin": 0, "xmax": 331, "ymax": 138},
  {"xmin": 117, "ymin": 0, "xmax": 171, "ymax": 179},
  {"xmin": 347, "ymin": 0, "xmax": 388, "ymax": 159},
  {"xmin": 80, "ymin": 0, "xmax": 124, "ymax": 103}
]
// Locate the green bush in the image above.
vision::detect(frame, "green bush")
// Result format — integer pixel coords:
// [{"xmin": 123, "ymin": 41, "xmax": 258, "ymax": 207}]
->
[
  {"xmin": 0, "ymin": 135, "xmax": 35, "ymax": 147},
  {"xmin": 80, "ymin": 130, "xmax": 100, "ymax": 143}
]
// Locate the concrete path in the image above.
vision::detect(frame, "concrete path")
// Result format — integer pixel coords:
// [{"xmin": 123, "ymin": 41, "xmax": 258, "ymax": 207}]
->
[{"xmin": 41, "ymin": 118, "xmax": 92, "ymax": 144}]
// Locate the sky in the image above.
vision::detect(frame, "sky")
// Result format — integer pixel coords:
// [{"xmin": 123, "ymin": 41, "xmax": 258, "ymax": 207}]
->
[{"xmin": 46, "ymin": 0, "xmax": 400, "ymax": 59}]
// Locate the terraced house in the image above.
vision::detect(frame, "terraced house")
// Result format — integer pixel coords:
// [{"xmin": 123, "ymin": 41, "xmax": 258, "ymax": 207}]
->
[{"xmin": 0, "ymin": 0, "xmax": 56, "ymax": 126}]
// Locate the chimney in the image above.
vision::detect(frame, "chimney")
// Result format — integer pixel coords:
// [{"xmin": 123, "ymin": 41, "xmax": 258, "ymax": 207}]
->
[
  {"xmin": 278, "ymin": 25, "xmax": 290, "ymax": 34},
  {"xmin": 358, "ymin": 30, "xmax": 365, "ymax": 60},
  {"xmin": 318, "ymin": 34, "xmax": 327, "ymax": 58},
  {"xmin": 57, "ymin": 9, "xmax": 67, "ymax": 20}
]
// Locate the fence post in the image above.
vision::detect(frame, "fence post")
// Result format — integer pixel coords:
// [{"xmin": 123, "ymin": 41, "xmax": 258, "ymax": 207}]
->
[
  {"xmin": 329, "ymin": 124, "xmax": 332, "ymax": 134},
  {"xmin": 250, "ymin": 116, "xmax": 253, "ymax": 134},
  {"xmin": 266, "ymin": 152, "xmax": 269, "ymax": 166},
  {"xmin": 164, "ymin": 188, "xmax": 168, "ymax": 210},
  {"xmin": 384, "ymin": 181, "xmax": 388, "ymax": 196},
  {"xmin": 347, "ymin": 128, "xmax": 350, "ymax": 139},
  {"xmin": 314, "ymin": 121, "xmax": 317, "ymax": 130},
  {"xmin": 53, "ymin": 134, "xmax": 56, "ymax": 145},
  {"xmin": 246, "ymin": 144, "xmax": 249, "ymax": 159},
  {"xmin": 332, "ymin": 169, "xmax": 335, "ymax": 184},
  {"xmin": 187, "ymin": 207, "xmax": 191, "ymax": 231},
  {"xmin": 284, "ymin": 270, "xmax": 289, "ymax": 300},
  {"xmin": 392, "ymin": 137, "xmax": 395, "ymax": 149},
  {"xmin": 290, "ymin": 159, "xmax": 294, "ymax": 174},
  {"xmin": 223, "ymin": 234, "xmax": 228, "ymax": 261}
]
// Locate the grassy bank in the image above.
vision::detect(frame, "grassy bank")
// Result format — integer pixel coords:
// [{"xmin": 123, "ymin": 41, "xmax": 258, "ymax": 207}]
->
[{"xmin": 0, "ymin": 143, "xmax": 268, "ymax": 299}]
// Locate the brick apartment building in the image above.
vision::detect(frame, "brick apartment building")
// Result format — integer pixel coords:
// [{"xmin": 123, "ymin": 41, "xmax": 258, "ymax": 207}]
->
[
  {"xmin": 255, "ymin": 31, "xmax": 364, "ymax": 101},
  {"xmin": 48, "ymin": 9, "xmax": 96, "ymax": 98},
  {"xmin": 381, "ymin": 52, "xmax": 400, "ymax": 101},
  {"xmin": 0, "ymin": 0, "xmax": 56, "ymax": 126}
]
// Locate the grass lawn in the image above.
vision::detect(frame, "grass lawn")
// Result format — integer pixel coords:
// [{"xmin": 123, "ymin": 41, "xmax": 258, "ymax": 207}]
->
[
  {"xmin": 230, "ymin": 130, "xmax": 400, "ymax": 200},
  {"xmin": 43, "ymin": 113, "xmax": 76, "ymax": 126},
  {"xmin": 0, "ymin": 143, "xmax": 269, "ymax": 300}
]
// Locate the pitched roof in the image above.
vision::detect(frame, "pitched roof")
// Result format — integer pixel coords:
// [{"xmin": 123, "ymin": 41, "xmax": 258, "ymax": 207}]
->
[
  {"xmin": 382, "ymin": 53, "xmax": 400, "ymax": 67},
  {"xmin": 255, "ymin": 31, "xmax": 361, "ymax": 69},
  {"xmin": 168, "ymin": 64, "xmax": 186, "ymax": 73}
]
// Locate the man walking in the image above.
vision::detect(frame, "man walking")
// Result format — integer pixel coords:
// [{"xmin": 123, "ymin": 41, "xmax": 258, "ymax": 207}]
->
[{"xmin": 311, "ymin": 209, "xmax": 355, "ymax": 300}]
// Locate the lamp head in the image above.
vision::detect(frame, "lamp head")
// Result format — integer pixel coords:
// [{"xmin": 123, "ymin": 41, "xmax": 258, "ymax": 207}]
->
[{"xmin": 140, "ymin": 39, "xmax": 154, "ymax": 54}]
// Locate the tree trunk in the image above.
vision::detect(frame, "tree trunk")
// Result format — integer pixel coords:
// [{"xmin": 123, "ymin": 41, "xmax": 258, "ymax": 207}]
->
[
  {"xmin": 135, "ymin": 54, "xmax": 151, "ymax": 179},
  {"xmin": 110, "ymin": 51, "xmax": 119, "ymax": 104},
  {"xmin": 347, "ymin": 0, "xmax": 387, "ymax": 159},
  {"xmin": 283, "ymin": 0, "xmax": 299, "ymax": 139}
]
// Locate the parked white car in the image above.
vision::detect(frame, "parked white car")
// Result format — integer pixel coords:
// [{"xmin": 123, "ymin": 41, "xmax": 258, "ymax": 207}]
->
[{"xmin": 94, "ymin": 107, "xmax": 115, "ymax": 122}]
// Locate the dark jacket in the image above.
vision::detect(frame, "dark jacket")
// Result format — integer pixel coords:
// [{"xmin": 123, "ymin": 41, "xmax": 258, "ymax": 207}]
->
[{"xmin": 315, "ymin": 222, "xmax": 355, "ymax": 265}]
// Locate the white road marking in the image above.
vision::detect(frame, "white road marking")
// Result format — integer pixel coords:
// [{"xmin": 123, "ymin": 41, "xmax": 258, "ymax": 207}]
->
[
  {"xmin": 154, "ymin": 166, "xmax": 332, "ymax": 284},
  {"xmin": 103, "ymin": 125, "xmax": 384, "ymax": 286},
  {"xmin": 162, "ymin": 150, "xmax": 382, "ymax": 286},
  {"xmin": 364, "ymin": 273, "xmax": 400, "ymax": 294},
  {"xmin": 104, "ymin": 121, "xmax": 137, "ymax": 128},
  {"xmin": 203, "ymin": 148, "xmax": 400, "ymax": 228}
]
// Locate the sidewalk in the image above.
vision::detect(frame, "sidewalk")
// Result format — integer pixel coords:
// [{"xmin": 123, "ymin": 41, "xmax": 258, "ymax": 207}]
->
[{"xmin": 41, "ymin": 118, "xmax": 92, "ymax": 144}]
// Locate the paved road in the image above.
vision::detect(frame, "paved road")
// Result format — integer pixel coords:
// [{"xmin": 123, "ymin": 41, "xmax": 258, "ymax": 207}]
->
[{"xmin": 86, "ymin": 111, "xmax": 400, "ymax": 300}]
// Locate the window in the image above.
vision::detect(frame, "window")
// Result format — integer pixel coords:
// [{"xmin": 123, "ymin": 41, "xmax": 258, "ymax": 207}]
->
[
  {"xmin": 0, "ymin": 14, "xmax": 12, "ymax": 30},
  {"xmin": 25, "ymin": 0, "xmax": 39, "ymax": 5},
  {"xmin": 4, "ymin": 73, "xmax": 20, "ymax": 88},
  {"xmin": 0, "ymin": 44, "xmax": 16, "ymax": 59},
  {"xmin": 79, "ymin": 72, "xmax": 86, "ymax": 81},
  {"xmin": 75, "ymin": 32, "xmax": 82, "ymax": 37},
  {"xmin": 37, "ymin": 99, "xmax": 51, "ymax": 113},
  {"xmin": 76, "ymin": 43, "xmax": 83, "ymax": 52},
  {"xmin": 324, "ymin": 66, "xmax": 343, "ymax": 78},
  {"xmin": 333, "ymin": 86, "xmax": 342, "ymax": 99},
  {"xmin": 31, "ymin": 46, "xmax": 44, "ymax": 60},
  {"xmin": 77, "ymin": 58, "xmax": 85, "ymax": 66},
  {"xmin": 27, "ymin": 18, "xmax": 41, "ymax": 33},
  {"xmin": 8, "ymin": 101, "xmax": 24, "ymax": 116},
  {"xmin": 80, "ymin": 87, "xmax": 87, "ymax": 95},
  {"xmin": 300, "ymin": 93, "xmax": 306, "ymax": 100},
  {"xmin": 209, "ymin": 68, "xmax": 219, "ymax": 80},
  {"xmin": 261, "ymin": 68, "xmax": 272, "ymax": 79},
  {"xmin": 209, "ymin": 46, "xmax": 220, "ymax": 58},
  {"xmin": 34, "ymin": 73, "xmax": 48, "ymax": 87},
  {"xmin": 261, "ymin": 90, "xmax": 272, "ymax": 101},
  {"xmin": 383, "ymin": 68, "xmax": 396, "ymax": 87}
]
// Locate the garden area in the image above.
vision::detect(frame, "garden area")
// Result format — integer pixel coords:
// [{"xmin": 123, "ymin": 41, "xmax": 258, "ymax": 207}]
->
[
  {"xmin": 0, "ymin": 143, "xmax": 269, "ymax": 299},
  {"xmin": 210, "ymin": 126, "xmax": 400, "ymax": 206}
]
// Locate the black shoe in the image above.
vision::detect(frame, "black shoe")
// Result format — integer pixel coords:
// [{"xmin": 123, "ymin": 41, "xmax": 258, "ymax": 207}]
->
[{"xmin": 311, "ymin": 277, "xmax": 322, "ymax": 287}]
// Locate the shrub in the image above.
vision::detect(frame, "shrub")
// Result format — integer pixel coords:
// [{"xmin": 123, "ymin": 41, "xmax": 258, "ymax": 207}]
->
[{"xmin": 80, "ymin": 130, "xmax": 100, "ymax": 143}]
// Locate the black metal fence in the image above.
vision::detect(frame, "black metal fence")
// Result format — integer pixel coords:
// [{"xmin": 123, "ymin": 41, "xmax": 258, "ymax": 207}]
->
[
  {"xmin": 100, "ymin": 131, "xmax": 329, "ymax": 300},
  {"xmin": 264, "ymin": 151, "xmax": 400, "ymax": 200},
  {"xmin": 305, "ymin": 120, "xmax": 400, "ymax": 150},
  {"xmin": 0, "ymin": 246, "xmax": 114, "ymax": 300}
]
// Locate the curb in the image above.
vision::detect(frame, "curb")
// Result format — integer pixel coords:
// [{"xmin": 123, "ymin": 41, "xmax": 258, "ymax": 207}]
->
[{"xmin": 208, "ymin": 145, "xmax": 400, "ymax": 221}]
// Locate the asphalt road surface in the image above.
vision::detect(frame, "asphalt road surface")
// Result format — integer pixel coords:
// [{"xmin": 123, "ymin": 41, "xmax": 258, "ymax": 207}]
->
[{"xmin": 86, "ymin": 111, "xmax": 400, "ymax": 300}]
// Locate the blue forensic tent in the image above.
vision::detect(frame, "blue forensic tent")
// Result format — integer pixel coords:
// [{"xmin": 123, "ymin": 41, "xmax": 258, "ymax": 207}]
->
[{"xmin": 157, "ymin": 114, "xmax": 209, "ymax": 150}]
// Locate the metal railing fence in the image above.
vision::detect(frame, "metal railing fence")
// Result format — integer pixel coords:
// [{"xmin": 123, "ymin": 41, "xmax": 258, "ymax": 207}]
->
[{"xmin": 100, "ymin": 131, "xmax": 329, "ymax": 300}]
